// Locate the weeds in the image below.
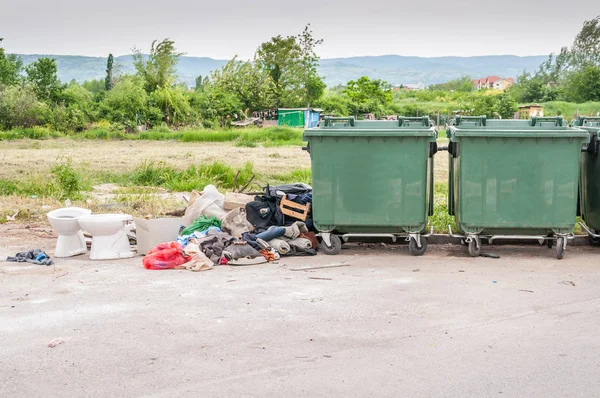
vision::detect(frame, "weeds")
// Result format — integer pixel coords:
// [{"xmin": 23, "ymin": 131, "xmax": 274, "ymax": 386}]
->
[
  {"xmin": 128, "ymin": 160, "xmax": 256, "ymax": 192},
  {"xmin": 50, "ymin": 157, "xmax": 87, "ymax": 200},
  {"xmin": 429, "ymin": 183, "xmax": 456, "ymax": 233},
  {"xmin": 0, "ymin": 158, "xmax": 88, "ymax": 200},
  {"xmin": 0, "ymin": 127, "xmax": 64, "ymax": 140},
  {"xmin": 0, "ymin": 126, "xmax": 304, "ymax": 146}
]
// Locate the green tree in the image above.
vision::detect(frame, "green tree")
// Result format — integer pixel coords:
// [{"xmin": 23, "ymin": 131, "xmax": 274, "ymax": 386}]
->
[
  {"xmin": 344, "ymin": 76, "xmax": 392, "ymax": 115},
  {"xmin": 0, "ymin": 85, "xmax": 48, "ymax": 129},
  {"xmin": 25, "ymin": 58, "xmax": 63, "ymax": 102},
  {"xmin": 192, "ymin": 85, "xmax": 243, "ymax": 128},
  {"xmin": 82, "ymin": 79, "xmax": 106, "ymax": 97},
  {"xmin": 149, "ymin": 85, "xmax": 193, "ymax": 126},
  {"xmin": 429, "ymin": 75, "xmax": 474, "ymax": 92},
  {"xmin": 460, "ymin": 92, "xmax": 499, "ymax": 117},
  {"xmin": 255, "ymin": 25, "xmax": 325, "ymax": 108},
  {"xmin": 256, "ymin": 35, "xmax": 299, "ymax": 108},
  {"xmin": 0, "ymin": 38, "xmax": 23, "ymax": 86},
  {"xmin": 99, "ymin": 77, "xmax": 148, "ymax": 127},
  {"xmin": 209, "ymin": 57, "xmax": 275, "ymax": 112},
  {"xmin": 570, "ymin": 15, "xmax": 600, "ymax": 67},
  {"xmin": 105, "ymin": 54, "xmax": 114, "ymax": 91},
  {"xmin": 195, "ymin": 75, "xmax": 205, "ymax": 92},
  {"xmin": 133, "ymin": 39, "xmax": 183, "ymax": 93},
  {"xmin": 294, "ymin": 24, "xmax": 325, "ymax": 107},
  {"xmin": 565, "ymin": 65, "xmax": 600, "ymax": 102},
  {"xmin": 496, "ymin": 92, "xmax": 518, "ymax": 119},
  {"xmin": 62, "ymin": 83, "xmax": 96, "ymax": 122}
]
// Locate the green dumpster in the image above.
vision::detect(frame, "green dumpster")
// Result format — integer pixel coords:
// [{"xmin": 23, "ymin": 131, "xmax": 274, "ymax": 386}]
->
[
  {"xmin": 574, "ymin": 116, "xmax": 600, "ymax": 245},
  {"xmin": 302, "ymin": 116, "xmax": 438, "ymax": 256},
  {"xmin": 447, "ymin": 116, "xmax": 589, "ymax": 259}
]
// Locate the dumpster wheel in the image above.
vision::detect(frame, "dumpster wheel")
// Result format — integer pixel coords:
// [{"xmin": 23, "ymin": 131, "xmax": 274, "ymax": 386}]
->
[
  {"xmin": 467, "ymin": 239, "xmax": 481, "ymax": 257},
  {"xmin": 409, "ymin": 237, "xmax": 427, "ymax": 256},
  {"xmin": 546, "ymin": 235, "xmax": 554, "ymax": 248},
  {"xmin": 319, "ymin": 234, "xmax": 342, "ymax": 255},
  {"xmin": 588, "ymin": 235, "xmax": 600, "ymax": 247},
  {"xmin": 555, "ymin": 237, "xmax": 565, "ymax": 260}
]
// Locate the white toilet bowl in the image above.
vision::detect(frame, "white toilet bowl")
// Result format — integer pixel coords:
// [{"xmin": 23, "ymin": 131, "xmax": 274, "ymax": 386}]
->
[
  {"xmin": 78, "ymin": 214, "xmax": 135, "ymax": 260},
  {"xmin": 47, "ymin": 207, "xmax": 92, "ymax": 258}
]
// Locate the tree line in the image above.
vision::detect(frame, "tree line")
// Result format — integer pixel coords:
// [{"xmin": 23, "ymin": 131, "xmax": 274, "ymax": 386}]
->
[
  {"xmin": 0, "ymin": 16, "xmax": 598, "ymax": 133},
  {"xmin": 0, "ymin": 25, "xmax": 326, "ymax": 132}
]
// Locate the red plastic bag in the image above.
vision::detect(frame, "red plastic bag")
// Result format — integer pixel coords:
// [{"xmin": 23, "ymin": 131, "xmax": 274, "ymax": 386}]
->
[{"xmin": 143, "ymin": 242, "xmax": 191, "ymax": 270}]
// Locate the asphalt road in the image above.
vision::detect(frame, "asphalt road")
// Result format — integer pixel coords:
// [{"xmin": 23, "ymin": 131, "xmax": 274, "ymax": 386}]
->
[{"xmin": 2, "ymin": 241, "xmax": 600, "ymax": 397}]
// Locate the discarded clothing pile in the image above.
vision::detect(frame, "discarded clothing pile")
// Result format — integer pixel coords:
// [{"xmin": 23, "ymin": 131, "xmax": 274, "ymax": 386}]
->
[
  {"xmin": 142, "ymin": 182, "xmax": 319, "ymax": 271},
  {"xmin": 6, "ymin": 249, "xmax": 54, "ymax": 266},
  {"xmin": 143, "ymin": 185, "xmax": 270, "ymax": 271},
  {"xmin": 243, "ymin": 183, "xmax": 317, "ymax": 256},
  {"xmin": 242, "ymin": 222, "xmax": 317, "ymax": 256}
]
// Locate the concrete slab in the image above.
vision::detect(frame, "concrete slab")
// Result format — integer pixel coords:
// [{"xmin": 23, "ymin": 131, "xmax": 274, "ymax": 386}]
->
[{"xmin": 2, "ymin": 229, "xmax": 600, "ymax": 397}]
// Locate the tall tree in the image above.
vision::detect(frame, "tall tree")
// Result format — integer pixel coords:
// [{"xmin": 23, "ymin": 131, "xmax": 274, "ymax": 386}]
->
[
  {"xmin": 209, "ymin": 57, "xmax": 275, "ymax": 112},
  {"xmin": 195, "ymin": 75, "xmax": 204, "ymax": 91},
  {"xmin": 133, "ymin": 39, "xmax": 183, "ymax": 93},
  {"xmin": 255, "ymin": 25, "xmax": 325, "ymax": 108},
  {"xmin": 295, "ymin": 24, "xmax": 325, "ymax": 107},
  {"xmin": 0, "ymin": 38, "xmax": 23, "ymax": 86},
  {"xmin": 570, "ymin": 15, "xmax": 600, "ymax": 67},
  {"xmin": 105, "ymin": 54, "xmax": 114, "ymax": 91},
  {"xmin": 255, "ymin": 35, "xmax": 299, "ymax": 108},
  {"xmin": 25, "ymin": 58, "xmax": 63, "ymax": 102}
]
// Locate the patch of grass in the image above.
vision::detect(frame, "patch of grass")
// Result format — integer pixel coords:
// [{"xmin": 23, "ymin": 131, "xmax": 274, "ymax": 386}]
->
[
  {"xmin": 180, "ymin": 129, "xmax": 240, "ymax": 143},
  {"xmin": 139, "ymin": 130, "xmax": 184, "ymax": 141},
  {"xmin": 127, "ymin": 160, "xmax": 257, "ymax": 192},
  {"xmin": 0, "ymin": 127, "xmax": 64, "ymax": 140},
  {"xmin": 0, "ymin": 158, "xmax": 89, "ymax": 200},
  {"xmin": 272, "ymin": 168, "xmax": 312, "ymax": 185},
  {"xmin": 235, "ymin": 138, "xmax": 258, "ymax": 147},
  {"xmin": 0, "ymin": 179, "xmax": 19, "ymax": 195},
  {"xmin": 429, "ymin": 182, "xmax": 456, "ymax": 234},
  {"xmin": 0, "ymin": 126, "xmax": 304, "ymax": 146},
  {"xmin": 76, "ymin": 128, "xmax": 131, "ymax": 140}
]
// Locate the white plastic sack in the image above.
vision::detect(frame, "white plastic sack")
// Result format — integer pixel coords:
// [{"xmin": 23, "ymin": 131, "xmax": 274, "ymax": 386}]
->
[{"xmin": 183, "ymin": 185, "xmax": 226, "ymax": 225}]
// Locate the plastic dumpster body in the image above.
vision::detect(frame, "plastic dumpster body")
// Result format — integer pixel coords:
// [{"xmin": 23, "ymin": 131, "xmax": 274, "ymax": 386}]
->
[
  {"xmin": 302, "ymin": 116, "xmax": 438, "ymax": 256},
  {"xmin": 574, "ymin": 117, "xmax": 600, "ymax": 245},
  {"xmin": 447, "ymin": 116, "xmax": 589, "ymax": 259}
]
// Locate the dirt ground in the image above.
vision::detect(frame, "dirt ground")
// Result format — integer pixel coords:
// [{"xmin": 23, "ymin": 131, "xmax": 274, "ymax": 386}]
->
[
  {"xmin": 0, "ymin": 138, "xmax": 450, "ymax": 180},
  {"xmin": 0, "ymin": 139, "xmax": 312, "ymax": 178},
  {"xmin": 1, "ymin": 223, "xmax": 600, "ymax": 397}
]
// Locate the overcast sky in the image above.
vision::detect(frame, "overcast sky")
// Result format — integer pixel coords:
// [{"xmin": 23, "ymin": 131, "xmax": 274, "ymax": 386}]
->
[{"xmin": 1, "ymin": 0, "xmax": 595, "ymax": 59}]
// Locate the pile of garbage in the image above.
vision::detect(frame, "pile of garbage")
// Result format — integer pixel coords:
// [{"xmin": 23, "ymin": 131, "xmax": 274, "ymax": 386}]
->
[{"xmin": 143, "ymin": 183, "xmax": 316, "ymax": 272}]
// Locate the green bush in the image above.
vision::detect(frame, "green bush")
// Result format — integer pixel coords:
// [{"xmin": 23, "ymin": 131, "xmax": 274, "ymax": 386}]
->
[
  {"xmin": 0, "ymin": 179, "xmax": 19, "ymax": 195},
  {"xmin": 50, "ymin": 157, "xmax": 87, "ymax": 200}
]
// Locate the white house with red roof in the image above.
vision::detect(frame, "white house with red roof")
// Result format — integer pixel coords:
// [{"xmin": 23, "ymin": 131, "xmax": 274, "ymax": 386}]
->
[{"xmin": 472, "ymin": 76, "xmax": 514, "ymax": 90}]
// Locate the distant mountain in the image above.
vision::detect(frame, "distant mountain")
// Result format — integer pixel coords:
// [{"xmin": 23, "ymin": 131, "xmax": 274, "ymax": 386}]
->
[{"xmin": 12, "ymin": 53, "xmax": 548, "ymax": 87}]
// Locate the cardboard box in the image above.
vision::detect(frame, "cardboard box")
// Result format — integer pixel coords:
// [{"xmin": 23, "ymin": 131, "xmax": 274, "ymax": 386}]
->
[{"xmin": 134, "ymin": 217, "xmax": 183, "ymax": 256}]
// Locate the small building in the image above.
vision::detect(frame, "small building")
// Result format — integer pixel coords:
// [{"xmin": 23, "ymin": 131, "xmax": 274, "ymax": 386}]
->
[
  {"xmin": 492, "ymin": 77, "xmax": 514, "ymax": 90},
  {"xmin": 517, "ymin": 105, "xmax": 544, "ymax": 119},
  {"xmin": 278, "ymin": 108, "xmax": 322, "ymax": 128},
  {"xmin": 473, "ymin": 76, "xmax": 514, "ymax": 90}
]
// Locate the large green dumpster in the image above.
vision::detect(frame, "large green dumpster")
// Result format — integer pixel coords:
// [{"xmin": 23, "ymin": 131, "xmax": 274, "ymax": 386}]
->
[
  {"xmin": 574, "ymin": 116, "xmax": 600, "ymax": 245},
  {"xmin": 447, "ymin": 116, "xmax": 589, "ymax": 259},
  {"xmin": 302, "ymin": 116, "xmax": 438, "ymax": 255}
]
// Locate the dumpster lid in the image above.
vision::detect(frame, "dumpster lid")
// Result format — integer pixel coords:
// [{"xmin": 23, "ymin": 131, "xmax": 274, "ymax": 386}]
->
[
  {"xmin": 573, "ymin": 116, "xmax": 600, "ymax": 128},
  {"xmin": 447, "ymin": 116, "xmax": 589, "ymax": 139},
  {"xmin": 303, "ymin": 116, "xmax": 437, "ymax": 138}
]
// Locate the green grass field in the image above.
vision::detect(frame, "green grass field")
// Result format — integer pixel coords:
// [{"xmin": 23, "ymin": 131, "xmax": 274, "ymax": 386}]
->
[{"xmin": 0, "ymin": 126, "xmax": 304, "ymax": 147}]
